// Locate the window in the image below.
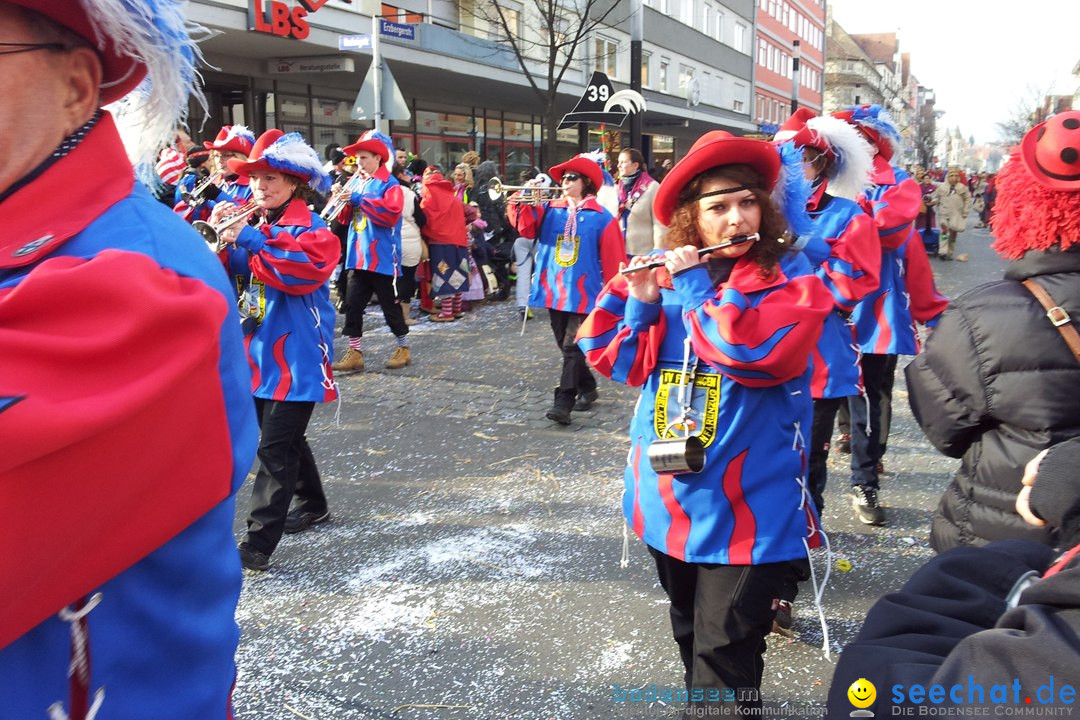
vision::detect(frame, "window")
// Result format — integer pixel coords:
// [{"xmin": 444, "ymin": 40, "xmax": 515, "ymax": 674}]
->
[
  {"xmin": 658, "ymin": 0, "xmax": 670, "ymax": 13},
  {"xmin": 734, "ymin": 22, "xmax": 745, "ymax": 52},
  {"xmin": 715, "ymin": 9, "xmax": 724, "ymax": 42},
  {"xmin": 487, "ymin": 1, "xmax": 522, "ymax": 41},
  {"xmin": 702, "ymin": 4, "xmax": 710, "ymax": 35},
  {"xmin": 659, "ymin": 59, "xmax": 669, "ymax": 92},
  {"xmin": 758, "ymin": 38, "xmax": 767, "ymax": 66},
  {"xmin": 678, "ymin": 64, "xmax": 696, "ymax": 99},
  {"xmin": 593, "ymin": 35, "xmax": 618, "ymax": 78},
  {"xmin": 681, "ymin": 0, "xmax": 695, "ymax": 25},
  {"xmin": 788, "ymin": 5, "xmax": 797, "ymax": 31},
  {"xmin": 642, "ymin": 50, "xmax": 651, "ymax": 87}
]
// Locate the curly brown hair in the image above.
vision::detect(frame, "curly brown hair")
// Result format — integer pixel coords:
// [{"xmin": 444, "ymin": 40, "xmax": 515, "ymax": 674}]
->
[{"xmin": 664, "ymin": 164, "xmax": 790, "ymax": 277}]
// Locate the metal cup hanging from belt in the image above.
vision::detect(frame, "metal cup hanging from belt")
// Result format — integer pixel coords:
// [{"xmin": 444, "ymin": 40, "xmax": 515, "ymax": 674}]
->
[{"xmin": 647, "ymin": 434, "xmax": 706, "ymax": 475}]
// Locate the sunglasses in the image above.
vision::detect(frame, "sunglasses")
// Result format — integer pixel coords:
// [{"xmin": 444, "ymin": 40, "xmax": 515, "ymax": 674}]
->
[{"xmin": 562, "ymin": 173, "xmax": 581, "ymax": 182}]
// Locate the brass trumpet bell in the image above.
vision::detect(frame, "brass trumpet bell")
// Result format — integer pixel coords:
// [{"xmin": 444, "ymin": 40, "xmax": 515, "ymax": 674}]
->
[
  {"xmin": 192, "ymin": 201, "xmax": 261, "ymax": 253},
  {"xmin": 488, "ymin": 177, "xmax": 564, "ymax": 204}
]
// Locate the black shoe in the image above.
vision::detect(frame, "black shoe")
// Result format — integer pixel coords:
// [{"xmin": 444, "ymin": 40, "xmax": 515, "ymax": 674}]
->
[
  {"xmin": 546, "ymin": 406, "xmax": 572, "ymax": 425},
  {"xmin": 238, "ymin": 544, "xmax": 270, "ymax": 572},
  {"xmin": 284, "ymin": 509, "xmax": 331, "ymax": 534},
  {"xmin": 851, "ymin": 486, "xmax": 886, "ymax": 526},
  {"xmin": 573, "ymin": 389, "xmax": 599, "ymax": 411}
]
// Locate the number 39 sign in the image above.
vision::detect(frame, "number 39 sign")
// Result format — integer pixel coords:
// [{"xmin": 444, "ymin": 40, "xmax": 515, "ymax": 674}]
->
[{"xmin": 559, "ymin": 71, "xmax": 647, "ymax": 130}]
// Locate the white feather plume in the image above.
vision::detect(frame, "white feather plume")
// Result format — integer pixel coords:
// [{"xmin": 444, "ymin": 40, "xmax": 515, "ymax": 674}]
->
[
  {"xmin": 604, "ymin": 89, "xmax": 647, "ymax": 115},
  {"xmin": 806, "ymin": 115, "xmax": 876, "ymax": 200}
]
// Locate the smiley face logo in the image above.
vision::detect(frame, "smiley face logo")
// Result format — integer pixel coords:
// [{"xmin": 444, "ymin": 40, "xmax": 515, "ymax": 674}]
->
[{"xmin": 847, "ymin": 678, "xmax": 876, "ymax": 709}]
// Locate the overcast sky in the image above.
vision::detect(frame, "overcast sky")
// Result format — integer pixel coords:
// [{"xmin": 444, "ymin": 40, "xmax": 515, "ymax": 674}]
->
[{"xmin": 825, "ymin": 0, "xmax": 1079, "ymax": 145}]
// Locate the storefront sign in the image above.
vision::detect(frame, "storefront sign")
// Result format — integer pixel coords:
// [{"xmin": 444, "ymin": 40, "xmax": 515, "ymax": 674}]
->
[
  {"xmin": 250, "ymin": 0, "xmax": 333, "ymax": 40},
  {"xmin": 269, "ymin": 56, "xmax": 356, "ymax": 74},
  {"xmin": 379, "ymin": 19, "xmax": 417, "ymax": 42}
]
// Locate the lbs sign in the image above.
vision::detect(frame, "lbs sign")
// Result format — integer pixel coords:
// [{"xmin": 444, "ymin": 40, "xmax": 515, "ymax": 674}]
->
[{"xmin": 249, "ymin": 0, "xmax": 331, "ymax": 40}]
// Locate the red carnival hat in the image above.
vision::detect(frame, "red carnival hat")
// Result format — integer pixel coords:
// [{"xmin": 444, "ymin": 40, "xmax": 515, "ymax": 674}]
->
[
  {"xmin": 203, "ymin": 125, "xmax": 256, "ymax": 156},
  {"xmin": 343, "ymin": 129, "xmax": 392, "ymax": 164},
  {"xmin": 773, "ymin": 108, "xmax": 821, "ymax": 149},
  {"xmin": 6, "ymin": 0, "xmax": 146, "ymax": 105},
  {"xmin": 227, "ymin": 129, "xmax": 332, "ymax": 192},
  {"xmin": 1020, "ymin": 111, "xmax": 1080, "ymax": 191},
  {"xmin": 832, "ymin": 107, "xmax": 894, "ymax": 161},
  {"xmin": 548, "ymin": 155, "xmax": 604, "ymax": 191},
  {"xmin": 653, "ymin": 131, "xmax": 780, "ymax": 226}
]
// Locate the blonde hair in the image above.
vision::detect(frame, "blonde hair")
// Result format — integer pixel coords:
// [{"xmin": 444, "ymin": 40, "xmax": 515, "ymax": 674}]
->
[
  {"xmin": 461, "ymin": 150, "xmax": 481, "ymax": 167},
  {"xmin": 453, "ymin": 163, "xmax": 474, "ymax": 189}
]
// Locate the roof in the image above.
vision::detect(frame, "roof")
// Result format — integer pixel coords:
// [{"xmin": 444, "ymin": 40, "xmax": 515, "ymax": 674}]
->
[{"xmin": 850, "ymin": 32, "xmax": 897, "ymax": 65}]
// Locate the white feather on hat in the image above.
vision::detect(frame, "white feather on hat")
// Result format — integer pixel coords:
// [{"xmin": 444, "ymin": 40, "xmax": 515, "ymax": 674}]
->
[{"xmin": 805, "ymin": 115, "xmax": 876, "ymax": 200}]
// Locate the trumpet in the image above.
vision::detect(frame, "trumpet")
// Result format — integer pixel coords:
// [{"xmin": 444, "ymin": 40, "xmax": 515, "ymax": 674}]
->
[
  {"xmin": 193, "ymin": 200, "xmax": 262, "ymax": 252},
  {"xmin": 488, "ymin": 177, "xmax": 564, "ymax": 204},
  {"xmin": 320, "ymin": 172, "xmax": 365, "ymax": 220},
  {"xmin": 180, "ymin": 170, "xmax": 223, "ymax": 206},
  {"xmin": 619, "ymin": 234, "xmax": 762, "ymax": 275}
]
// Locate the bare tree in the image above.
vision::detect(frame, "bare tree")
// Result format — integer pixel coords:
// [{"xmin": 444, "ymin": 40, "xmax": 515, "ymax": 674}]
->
[
  {"xmin": 996, "ymin": 84, "xmax": 1054, "ymax": 145},
  {"xmin": 461, "ymin": 0, "xmax": 625, "ymax": 163}
]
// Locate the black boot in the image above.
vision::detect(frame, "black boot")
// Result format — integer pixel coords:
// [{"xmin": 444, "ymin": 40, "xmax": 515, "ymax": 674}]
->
[{"xmin": 546, "ymin": 388, "xmax": 574, "ymax": 425}]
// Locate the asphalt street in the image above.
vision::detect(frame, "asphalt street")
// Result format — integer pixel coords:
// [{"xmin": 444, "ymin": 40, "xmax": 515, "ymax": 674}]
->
[{"xmin": 232, "ymin": 222, "xmax": 1004, "ymax": 720}]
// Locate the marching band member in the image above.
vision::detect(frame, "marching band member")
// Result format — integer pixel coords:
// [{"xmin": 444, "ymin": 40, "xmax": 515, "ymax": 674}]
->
[
  {"xmin": 212, "ymin": 129, "xmax": 340, "ymax": 572},
  {"xmin": 832, "ymin": 104, "xmax": 949, "ymax": 526},
  {"xmin": 174, "ymin": 124, "xmax": 254, "ymax": 223},
  {"xmin": 0, "ymin": 0, "xmax": 258, "ymax": 716},
  {"xmin": 577, "ymin": 131, "xmax": 832, "ymax": 713},
  {"xmin": 331, "ymin": 129, "xmax": 411, "ymax": 373},
  {"xmin": 509, "ymin": 153, "xmax": 624, "ymax": 425}
]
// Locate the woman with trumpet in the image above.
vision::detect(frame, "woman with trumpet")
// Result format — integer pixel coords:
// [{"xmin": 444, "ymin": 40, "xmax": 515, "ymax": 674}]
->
[
  {"xmin": 576, "ymin": 131, "xmax": 833, "ymax": 713},
  {"xmin": 211, "ymin": 129, "xmax": 341, "ymax": 572},
  {"xmin": 174, "ymin": 125, "xmax": 255, "ymax": 224},
  {"xmin": 507, "ymin": 154, "xmax": 625, "ymax": 425}
]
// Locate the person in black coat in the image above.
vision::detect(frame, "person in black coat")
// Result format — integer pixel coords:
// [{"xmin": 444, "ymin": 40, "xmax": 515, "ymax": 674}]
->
[
  {"xmin": 826, "ymin": 436, "xmax": 1080, "ymax": 716},
  {"xmin": 905, "ymin": 110, "xmax": 1080, "ymax": 552}
]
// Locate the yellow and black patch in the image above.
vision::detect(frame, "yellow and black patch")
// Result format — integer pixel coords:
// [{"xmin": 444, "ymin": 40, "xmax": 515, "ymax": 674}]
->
[
  {"xmin": 555, "ymin": 233, "xmax": 580, "ymax": 267},
  {"xmin": 654, "ymin": 369, "xmax": 721, "ymax": 447}
]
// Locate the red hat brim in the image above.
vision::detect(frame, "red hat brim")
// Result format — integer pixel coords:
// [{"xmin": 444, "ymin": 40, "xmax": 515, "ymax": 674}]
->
[
  {"xmin": 654, "ymin": 132, "xmax": 780, "ymax": 226},
  {"xmin": 7, "ymin": 0, "xmax": 146, "ymax": 105},
  {"xmin": 204, "ymin": 138, "xmax": 254, "ymax": 155},
  {"xmin": 549, "ymin": 157, "xmax": 603, "ymax": 191},
  {"xmin": 1020, "ymin": 118, "xmax": 1080, "ymax": 191},
  {"xmin": 342, "ymin": 138, "xmax": 390, "ymax": 164}
]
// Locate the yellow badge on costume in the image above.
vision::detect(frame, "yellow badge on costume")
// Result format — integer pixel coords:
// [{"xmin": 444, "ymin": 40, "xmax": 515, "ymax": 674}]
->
[
  {"xmin": 555, "ymin": 233, "xmax": 579, "ymax": 267},
  {"xmin": 352, "ymin": 213, "xmax": 368, "ymax": 234},
  {"xmin": 654, "ymin": 369, "xmax": 721, "ymax": 447},
  {"xmin": 238, "ymin": 277, "xmax": 267, "ymax": 326}
]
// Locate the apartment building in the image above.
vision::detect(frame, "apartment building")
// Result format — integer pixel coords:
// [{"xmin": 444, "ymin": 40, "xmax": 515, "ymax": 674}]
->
[{"xmin": 752, "ymin": 0, "xmax": 825, "ymax": 136}]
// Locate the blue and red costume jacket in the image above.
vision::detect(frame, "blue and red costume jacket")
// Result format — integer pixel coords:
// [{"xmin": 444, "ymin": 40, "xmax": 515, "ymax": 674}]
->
[
  {"xmin": 801, "ymin": 184, "xmax": 881, "ymax": 398},
  {"xmin": 509, "ymin": 197, "xmax": 624, "ymax": 314},
  {"xmin": 850, "ymin": 161, "xmax": 948, "ymax": 355},
  {"xmin": 345, "ymin": 167, "xmax": 403, "ymax": 276},
  {"xmin": 233, "ymin": 198, "xmax": 340, "ymax": 403},
  {"xmin": 577, "ymin": 256, "xmax": 833, "ymax": 563},
  {"xmin": 174, "ymin": 175, "xmax": 251, "ymax": 224},
  {"xmin": 0, "ymin": 113, "xmax": 258, "ymax": 718}
]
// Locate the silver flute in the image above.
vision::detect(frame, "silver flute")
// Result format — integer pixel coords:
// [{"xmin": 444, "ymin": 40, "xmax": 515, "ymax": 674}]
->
[{"xmin": 619, "ymin": 233, "xmax": 761, "ymax": 275}]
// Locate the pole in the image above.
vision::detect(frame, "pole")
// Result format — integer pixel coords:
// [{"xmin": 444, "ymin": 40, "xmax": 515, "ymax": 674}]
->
[
  {"xmin": 629, "ymin": 0, "xmax": 643, "ymax": 153},
  {"xmin": 372, "ymin": 14, "xmax": 384, "ymax": 133},
  {"xmin": 790, "ymin": 39, "xmax": 800, "ymax": 115}
]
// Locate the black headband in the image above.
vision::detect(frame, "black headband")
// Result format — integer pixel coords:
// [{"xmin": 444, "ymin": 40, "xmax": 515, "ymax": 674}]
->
[{"xmin": 693, "ymin": 185, "xmax": 754, "ymax": 202}]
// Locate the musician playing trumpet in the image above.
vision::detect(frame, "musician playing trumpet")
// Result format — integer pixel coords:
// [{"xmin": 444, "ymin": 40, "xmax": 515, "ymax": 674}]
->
[
  {"xmin": 216, "ymin": 129, "xmax": 342, "ymax": 572},
  {"xmin": 175, "ymin": 125, "xmax": 254, "ymax": 223}
]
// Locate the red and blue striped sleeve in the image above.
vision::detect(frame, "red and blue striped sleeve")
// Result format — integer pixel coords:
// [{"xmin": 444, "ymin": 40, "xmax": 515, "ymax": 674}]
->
[
  {"xmin": 818, "ymin": 211, "xmax": 880, "ymax": 312},
  {"xmin": 905, "ymin": 232, "xmax": 949, "ymax": 327},
  {"xmin": 676, "ymin": 266, "xmax": 832, "ymax": 387},
  {"xmin": 352, "ymin": 183, "xmax": 403, "ymax": 228},
  {"xmin": 237, "ymin": 223, "xmax": 341, "ymax": 296},
  {"xmin": 577, "ymin": 273, "xmax": 666, "ymax": 387},
  {"xmin": 871, "ymin": 178, "xmax": 921, "ymax": 250},
  {"xmin": 507, "ymin": 202, "xmax": 546, "ymax": 240}
]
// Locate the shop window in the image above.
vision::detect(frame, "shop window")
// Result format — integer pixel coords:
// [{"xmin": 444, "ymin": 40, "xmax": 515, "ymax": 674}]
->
[{"xmin": 594, "ymin": 35, "xmax": 618, "ymax": 79}]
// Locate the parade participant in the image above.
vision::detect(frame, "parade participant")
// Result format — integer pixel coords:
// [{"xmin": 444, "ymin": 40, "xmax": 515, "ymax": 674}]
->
[
  {"xmin": 0, "ymin": 1, "xmax": 258, "ymax": 717},
  {"xmin": 327, "ymin": 149, "xmax": 356, "ymax": 309},
  {"xmin": 931, "ymin": 166, "xmax": 971, "ymax": 260},
  {"xmin": 773, "ymin": 108, "xmax": 880, "ymax": 517},
  {"xmin": 827, "ymin": 437, "xmax": 1080, "ymax": 715},
  {"xmin": 832, "ymin": 104, "xmax": 948, "ymax": 525},
  {"xmin": 173, "ymin": 145, "xmax": 209, "ymax": 206},
  {"xmin": 577, "ymin": 131, "xmax": 832, "ymax": 712},
  {"xmin": 509, "ymin": 153, "xmax": 624, "ymax": 424},
  {"xmin": 175, "ymin": 124, "xmax": 254, "ymax": 222},
  {"xmin": 418, "ymin": 166, "xmax": 472, "ymax": 321},
  {"xmin": 332, "ymin": 129, "xmax": 410, "ymax": 372},
  {"xmin": 213, "ymin": 129, "xmax": 339, "ymax": 571},
  {"xmin": 905, "ymin": 111, "xmax": 1080, "ymax": 552},
  {"xmin": 616, "ymin": 147, "xmax": 656, "ymax": 241}
]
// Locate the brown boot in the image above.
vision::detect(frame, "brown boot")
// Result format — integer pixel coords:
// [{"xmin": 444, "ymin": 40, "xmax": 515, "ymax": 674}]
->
[
  {"xmin": 332, "ymin": 348, "xmax": 364, "ymax": 373},
  {"xmin": 385, "ymin": 346, "xmax": 411, "ymax": 369}
]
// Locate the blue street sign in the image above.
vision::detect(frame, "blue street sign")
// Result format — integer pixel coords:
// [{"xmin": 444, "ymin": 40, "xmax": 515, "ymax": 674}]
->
[
  {"xmin": 338, "ymin": 34, "xmax": 371, "ymax": 52},
  {"xmin": 379, "ymin": 19, "xmax": 416, "ymax": 42}
]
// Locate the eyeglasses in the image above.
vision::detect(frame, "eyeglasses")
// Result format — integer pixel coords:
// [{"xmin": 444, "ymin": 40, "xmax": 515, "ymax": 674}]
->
[
  {"xmin": 562, "ymin": 173, "xmax": 581, "ymax": 182},
  {"xmin": 0, "ymin": 42, "xmax": 67, "ymax": 57}
]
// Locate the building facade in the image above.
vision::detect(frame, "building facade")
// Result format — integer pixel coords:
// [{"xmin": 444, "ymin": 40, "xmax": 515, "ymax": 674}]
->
[
  {"xmin": 751, "ymin": 0, "xmax": 825, "ymax": 136},
  {"xmin": 181, "ymin": 0, "xmax": 758, "ymax": 177}
]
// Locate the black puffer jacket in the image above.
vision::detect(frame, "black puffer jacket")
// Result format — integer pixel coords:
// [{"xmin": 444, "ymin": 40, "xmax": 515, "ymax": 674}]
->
[{"xmin": 906, "ymin": 246, "xmax": 1080, "ymax": 552}]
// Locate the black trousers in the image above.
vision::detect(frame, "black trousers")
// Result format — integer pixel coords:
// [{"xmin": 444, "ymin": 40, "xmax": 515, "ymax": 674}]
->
[
  {"xmin": 396, "ymin": 263, "xmax": 418, "ymax": 304},
  {"xmin": 548, "ymin": 309, "xmax": 595, "ymax": 406},
  {"xmin": 243, "ymin": 398, "xmax": 327, "ymax": 556},
  {"xmin": 808, "ymin": 396, "xmax": 846, "ymax": 514},
  {"xmin": 342, "ymin": 268, "xmax": 409, "ymax": 338},
  {"xmin": 649, "ymin": 547, "xmax": 809, "ymax": 711},
  {"xmin": 848, "ymin": 353, "xmax": 897, "ymax": 489}
]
